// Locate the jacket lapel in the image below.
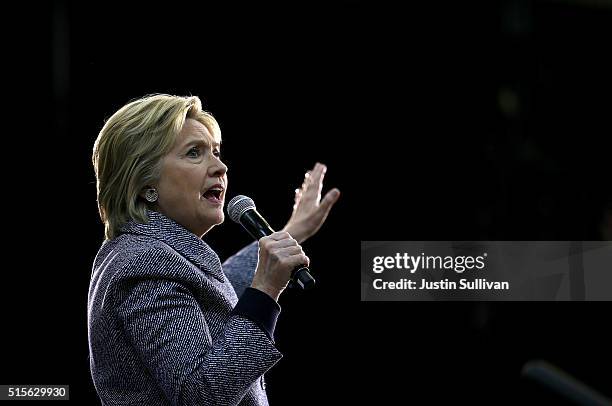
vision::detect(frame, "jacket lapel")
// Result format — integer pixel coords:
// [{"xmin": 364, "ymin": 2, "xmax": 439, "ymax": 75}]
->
[{"xmin": 119, "ymin": 210, "xmax": 225, "ymax": 282}]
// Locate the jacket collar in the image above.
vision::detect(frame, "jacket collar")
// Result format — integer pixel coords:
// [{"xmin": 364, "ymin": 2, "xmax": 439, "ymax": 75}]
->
[{"xmin": 119, "ymin": 210, "xmax": 225, "ymax": 281}]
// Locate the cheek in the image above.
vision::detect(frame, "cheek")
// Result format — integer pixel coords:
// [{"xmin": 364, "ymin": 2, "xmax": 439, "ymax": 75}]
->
[
  {"xmin": 159, "ymin": 168, "xmax": 198, "ymax": 197},
  {"xmin": 159, "ymin": 173, "xmax": 182, "ymax": 194}
]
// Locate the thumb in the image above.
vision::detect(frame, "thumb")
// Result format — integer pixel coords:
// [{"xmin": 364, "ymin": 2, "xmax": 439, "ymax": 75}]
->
[{"xmin": 320, "ymin": 188, "xmax": 341, "ymax": 213}]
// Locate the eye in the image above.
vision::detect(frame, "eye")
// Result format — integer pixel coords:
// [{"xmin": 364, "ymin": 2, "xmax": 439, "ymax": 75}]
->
[
  {"xmin": 213, "ymin": 149, "xmax": 221, "ymax": 158},
  {"xmin": 187, "ymin": 147, "xmax": 201, "ymax": 158}
]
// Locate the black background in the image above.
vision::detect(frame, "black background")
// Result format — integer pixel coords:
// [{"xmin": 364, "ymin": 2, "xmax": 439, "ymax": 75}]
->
[{"xmin": 2, "ymin": 1, "xmax": 611, "ymax": 404}]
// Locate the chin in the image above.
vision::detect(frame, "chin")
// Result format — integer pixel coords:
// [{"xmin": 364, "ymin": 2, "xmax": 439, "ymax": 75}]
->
[
  {"xmin": 205, "ymin": 214, "xmax": 225, "ymax": 228},
  {"xmin": 194, "ymin": 212, "xmax": 225, "ymax": 236}
]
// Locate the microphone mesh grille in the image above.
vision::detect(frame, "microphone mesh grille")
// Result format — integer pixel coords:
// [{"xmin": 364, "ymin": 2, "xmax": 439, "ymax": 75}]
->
[{"xmin": 227, "ymin": 195, "xmax": 256, "ymax": 223}]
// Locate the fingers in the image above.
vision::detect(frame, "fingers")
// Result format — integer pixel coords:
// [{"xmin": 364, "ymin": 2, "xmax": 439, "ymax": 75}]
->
[
  {"xmin": 267, "ymin": 231, "xmax": 293, "ymax": 241},
  {"xmin": 302, "ymin": 169, "xmax": 311, "ymax": 182},
  {"xmin": 263, "ymin": 232, "xmax": 302, "ymax": 250},
  {"xmin": 270, "ymin": 237, "xmax": 300, "ymax": 249},
  {"xmin": 300, "ymin": 171, "xmax": 312, "ymax": 191},
  {"xmin": 280, "ymin": 248, "xmax": 310, "ymax": 268},
  {"xmin": 288, "ymin": 252, "xmax": 310, "ymax": 268},
  {"xmin": 301, "ymin": 163, "xmax": 326, "ymax": 203},
  {"xmin": 295, "ymin": 163, "xmax": 339, "ymax": 217},
  {"xmin": 277, "ymin": 245, "xmax": 305, "ymax": 258},
  {"xmin": 260, "ymin": 232, "xmax": 310, "ymax": 267}
]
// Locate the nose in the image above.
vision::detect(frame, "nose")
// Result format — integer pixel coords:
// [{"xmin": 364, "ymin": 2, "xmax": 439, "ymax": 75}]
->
[{"xmin": 208, "ymin": 155, "xmax": 228, "ymax": 178}]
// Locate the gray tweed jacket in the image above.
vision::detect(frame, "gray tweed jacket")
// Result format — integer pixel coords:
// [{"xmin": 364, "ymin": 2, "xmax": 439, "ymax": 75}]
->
[{"xmin": 88, "ymin": 210, "xmax": 282, "ymax": 405}]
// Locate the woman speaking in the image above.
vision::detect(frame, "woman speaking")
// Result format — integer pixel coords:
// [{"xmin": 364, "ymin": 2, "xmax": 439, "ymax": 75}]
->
[{"xmin": 88, "ymin": 94, "xmax": 340, "ymax": 405}]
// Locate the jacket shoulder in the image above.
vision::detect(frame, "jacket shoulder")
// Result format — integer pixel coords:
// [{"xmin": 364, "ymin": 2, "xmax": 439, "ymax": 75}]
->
[
  {"xmin": 93, "ymin": 234, "xmax": 200, "ymax": 284},
  {"xmin": 90, "ymin": 234, "xmax": 204, "ymax": 312}
]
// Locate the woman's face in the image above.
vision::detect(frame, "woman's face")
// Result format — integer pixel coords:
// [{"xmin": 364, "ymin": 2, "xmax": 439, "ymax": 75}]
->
[{"xmin": 155, "ymin": 118, "xmax": 228, "ymax": 236}]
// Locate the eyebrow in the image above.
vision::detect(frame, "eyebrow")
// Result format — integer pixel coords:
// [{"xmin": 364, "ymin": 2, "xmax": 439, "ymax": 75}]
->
[{"xmin": 182, "ymin": 138, "xmax": 221, "ymax": 149}]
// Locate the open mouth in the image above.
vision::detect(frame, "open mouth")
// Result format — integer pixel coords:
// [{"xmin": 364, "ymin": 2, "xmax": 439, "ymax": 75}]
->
[{"xmin": 202, "ymin": 187, "xmax": 224, "ymax": 203}]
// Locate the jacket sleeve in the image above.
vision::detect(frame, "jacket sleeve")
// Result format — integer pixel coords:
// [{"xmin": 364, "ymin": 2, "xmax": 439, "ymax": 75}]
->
[
  {"xmin": 114, "ymin": 248, "xmax": 282, "ymax": 406},
  {"xmin": 222, "ymin": 241, "xmax": 259, "ymax": 298}
]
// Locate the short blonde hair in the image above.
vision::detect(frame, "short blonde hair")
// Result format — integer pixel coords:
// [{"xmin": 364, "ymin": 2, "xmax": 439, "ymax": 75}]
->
[{"xmin": 92, "ymin": 94, "xmax": 221, "ymax": 240}]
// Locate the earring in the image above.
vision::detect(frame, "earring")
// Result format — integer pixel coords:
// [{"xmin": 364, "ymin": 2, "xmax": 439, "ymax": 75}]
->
[{"xmin": 145, "ymin": 188, "xmax": 158, "ymax": 203}]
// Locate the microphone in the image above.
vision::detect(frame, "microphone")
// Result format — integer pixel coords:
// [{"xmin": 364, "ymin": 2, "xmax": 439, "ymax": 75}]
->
[{"xmin": 227, "ymin": 195, "xmax": 315, "ymax": 290}]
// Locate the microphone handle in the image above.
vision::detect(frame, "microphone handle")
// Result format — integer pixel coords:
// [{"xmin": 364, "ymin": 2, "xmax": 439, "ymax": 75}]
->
[
  {"xmin": 288, "ymin": 266, "xmax": 316, "ymax": 290},
  {"xmin": 240, "ymin": 210, "xmax": 315, "ymax": 290}
]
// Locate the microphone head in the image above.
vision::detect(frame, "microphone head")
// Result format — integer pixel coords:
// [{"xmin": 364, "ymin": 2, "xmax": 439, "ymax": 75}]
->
[{"xmin": 227, "ymin": 195, "xmax": 256, "ymax": 223}]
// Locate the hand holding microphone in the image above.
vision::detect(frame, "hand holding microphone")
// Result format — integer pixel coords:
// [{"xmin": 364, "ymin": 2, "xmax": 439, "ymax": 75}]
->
[
  {"xmin": 227, "ymin": 195, "xmax": 316, "ymax": 298},
  {"xmin": 250, "ymin": 231, "xmax": 310, "ymax": 301}
]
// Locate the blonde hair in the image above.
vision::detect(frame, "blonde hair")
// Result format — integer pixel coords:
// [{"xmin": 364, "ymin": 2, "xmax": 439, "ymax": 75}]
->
[{"xmin": 92, "ymin": 94, "xmax": 221, "ymax": 240}]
